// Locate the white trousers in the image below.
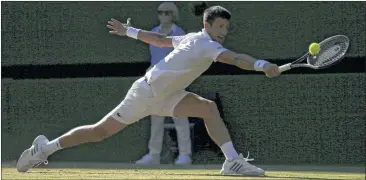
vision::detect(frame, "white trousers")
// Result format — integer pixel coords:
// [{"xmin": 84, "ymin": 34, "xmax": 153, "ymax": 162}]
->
[{"xmin": 148, "ymin": 115, "xmax": 192, "ymax": 155}]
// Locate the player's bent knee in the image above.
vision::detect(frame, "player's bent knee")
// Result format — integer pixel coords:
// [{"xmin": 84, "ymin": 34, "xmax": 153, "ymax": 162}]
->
[
  {"xmin": 201, "ymin": 100, "xmax": 218, "ymax": 119},
  {"xmin": 207, "ymin": 100, "xmax": 218, "ymax": 111}
]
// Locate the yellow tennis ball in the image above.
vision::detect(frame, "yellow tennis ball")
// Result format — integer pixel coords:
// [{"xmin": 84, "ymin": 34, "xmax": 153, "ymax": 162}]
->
[{"xmin": 309, "ymin": 43, "xmax": 321, "ymax": 55}]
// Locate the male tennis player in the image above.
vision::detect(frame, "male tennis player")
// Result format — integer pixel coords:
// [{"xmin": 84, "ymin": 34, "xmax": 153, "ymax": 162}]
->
[{"xmin": 16, "ymin": 5, "xmax": 280, "ymax": 176}]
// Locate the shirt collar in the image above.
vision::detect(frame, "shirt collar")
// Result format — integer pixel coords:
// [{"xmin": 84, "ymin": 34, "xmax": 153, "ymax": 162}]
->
[{"xmin": 201, "ymin": 29, "xmax": 212, "ymax": 40}]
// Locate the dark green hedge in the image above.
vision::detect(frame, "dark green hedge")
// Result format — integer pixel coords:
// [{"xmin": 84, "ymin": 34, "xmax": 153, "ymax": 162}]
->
[
  {"xmin": 2, "ymin": 1, "xmax": 365, "ymax": 65},
  {"xmin": 2, "ymin": 73, "xmax": 365, "ymax": 164}
]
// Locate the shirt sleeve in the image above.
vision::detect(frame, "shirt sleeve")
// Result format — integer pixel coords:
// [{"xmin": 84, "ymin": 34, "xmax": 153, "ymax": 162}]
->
[
  {"xmin": 203, "ymin": 40, "xmax": 228, "ymax": 62},
  {"xmin": 169, "ymin": 35, "xmax": 186, "ymax": 48}
]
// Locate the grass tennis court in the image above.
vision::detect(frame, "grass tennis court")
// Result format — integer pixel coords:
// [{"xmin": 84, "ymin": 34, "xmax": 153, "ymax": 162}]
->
[{"xmin": 2, "ymin": 167, "xmax": 364, "ymax": 180}]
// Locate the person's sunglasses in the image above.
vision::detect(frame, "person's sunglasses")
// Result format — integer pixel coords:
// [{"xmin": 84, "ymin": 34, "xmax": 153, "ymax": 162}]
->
[{"xmin": 158, "ymin": 11, "xmax": 173, "ymax": 16}]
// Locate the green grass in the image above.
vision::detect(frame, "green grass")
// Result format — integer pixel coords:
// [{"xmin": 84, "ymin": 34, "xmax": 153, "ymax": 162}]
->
[{"xmin": 2, "ymin": 168, "xmax": 364, "ymax": 180}]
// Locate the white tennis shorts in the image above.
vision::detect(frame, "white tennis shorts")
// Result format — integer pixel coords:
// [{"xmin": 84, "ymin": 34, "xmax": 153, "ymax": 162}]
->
[{"xmin": 109, "ymin": 77, "xmax": 188, "ymax": 124}]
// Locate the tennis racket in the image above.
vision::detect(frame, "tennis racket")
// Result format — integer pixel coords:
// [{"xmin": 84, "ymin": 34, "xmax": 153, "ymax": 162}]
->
[{"xmin": 279, "ymin": 35, "xmax": 350, "ymax": 72}]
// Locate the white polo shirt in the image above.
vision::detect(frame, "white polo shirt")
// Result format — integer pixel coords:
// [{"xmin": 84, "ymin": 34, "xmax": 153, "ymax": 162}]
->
[{"xmin": 145, "ymin": 29, "xmax": 228, "ymax": 96}]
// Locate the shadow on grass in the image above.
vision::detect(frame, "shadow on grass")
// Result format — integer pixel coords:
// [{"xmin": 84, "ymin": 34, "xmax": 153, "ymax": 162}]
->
[{"xmin": 170, "ymin": 173, "xmax": 344, "ymax": 180}]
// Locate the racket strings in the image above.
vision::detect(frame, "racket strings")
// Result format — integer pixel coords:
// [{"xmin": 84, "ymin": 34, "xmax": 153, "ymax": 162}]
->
[
  {"xmin": 310, "ymin": 39, "xmax": 348, "ymax": 67},
  {"xmin": 316, "ymin": 43, "xmax": 347, "ymax": 66}
]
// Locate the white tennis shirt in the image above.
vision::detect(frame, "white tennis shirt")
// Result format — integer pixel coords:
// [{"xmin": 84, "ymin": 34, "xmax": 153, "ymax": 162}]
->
[{"xmin": 145, "ymin": 29, "xmax": 228, "ymax": 96}]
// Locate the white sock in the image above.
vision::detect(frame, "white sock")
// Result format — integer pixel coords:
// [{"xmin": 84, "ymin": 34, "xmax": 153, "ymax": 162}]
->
[
  {"xmin": 220, "ymin": 141, "xmax": 239, "ymax": 161},
  {"xmin": 42, "ymin": 138, "xmax": 63, "ymax": 156}
]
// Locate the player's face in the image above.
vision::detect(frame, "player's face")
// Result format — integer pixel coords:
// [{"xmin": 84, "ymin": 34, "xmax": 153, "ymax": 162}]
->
[
  {"xmin": 158, "ymin": 11, "xmax": 173, "ymax": 24},
  {"xmin": 205, "ymin": 18, "xmax": 230, "ymax": 44}
]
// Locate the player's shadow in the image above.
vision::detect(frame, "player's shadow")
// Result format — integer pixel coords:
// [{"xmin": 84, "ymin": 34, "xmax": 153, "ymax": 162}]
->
[
  {"xmin": 171, "ymin": 173, "xmax": 340, "ymax": 180},
  {"xmin": 210, "ymin": 174, "xmax": 342, "ymax": 180},
  {"xmin": 262, "ymin": 176, "xmax": 340, "ymax": 180}
]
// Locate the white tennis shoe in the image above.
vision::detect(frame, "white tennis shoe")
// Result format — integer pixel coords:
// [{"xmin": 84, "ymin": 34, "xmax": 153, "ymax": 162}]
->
[
  {"xmin": 174, "ymin": 154, "xmax": 192, "ymax": 165},
  {"xmin": 135, "ymin": 153, "xmax": 160, "ymax": 165},
  {"xmin": 220, "ymin": 153, "xmax": 265, "ymax": 176},
  {"xmin": 16, "ymin": 135, "xmax": 49, "ymax": 172}
]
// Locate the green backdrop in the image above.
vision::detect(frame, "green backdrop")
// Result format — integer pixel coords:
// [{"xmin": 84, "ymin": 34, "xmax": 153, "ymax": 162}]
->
[
  {"xmin": 1, "ymin": 1, "xmax": 365, "ymax": 165},
  {"xmin": 2, "ymin": 1, "xmax": 365, "ymax": 65},
  {"xmin": 2, "ymin": 73, "xmax": 365, "ymax": 164}
]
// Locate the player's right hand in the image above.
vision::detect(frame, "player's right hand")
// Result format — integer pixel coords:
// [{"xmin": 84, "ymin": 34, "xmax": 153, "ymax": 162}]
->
[
  {"xmin": 107, "ymin": 18, "xmax": 131, "ymax": 36},
  {"xmin": 263, "ymin": 63, "xmax": 281, "ymax": 78}
]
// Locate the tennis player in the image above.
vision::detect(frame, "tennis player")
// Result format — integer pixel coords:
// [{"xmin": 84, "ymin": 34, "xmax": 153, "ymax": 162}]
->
[{"xmin": 16, "ymin": 5, "xmax": 280, "ymax": 176}]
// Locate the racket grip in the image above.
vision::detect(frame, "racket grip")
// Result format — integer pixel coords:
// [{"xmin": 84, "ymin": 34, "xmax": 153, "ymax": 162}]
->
[{"xmin": 279, "ymin": 63, "xmax": 292, "ymax": 72}]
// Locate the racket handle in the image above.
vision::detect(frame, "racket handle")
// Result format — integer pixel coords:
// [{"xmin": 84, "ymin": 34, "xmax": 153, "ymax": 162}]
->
[{"xmin": 279, "ymin": 63, "xmax": 292, "ymax": 72}]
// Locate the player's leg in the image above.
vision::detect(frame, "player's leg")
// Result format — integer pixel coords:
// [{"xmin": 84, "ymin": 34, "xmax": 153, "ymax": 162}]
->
[
  {"xmin": 16, "ymin": 77, "xmax": 152, "ymax": 172},
  {"xmin": 173, "ymin": 93, "xmax": 235, "ymax": 157},
  {"xmin": 172, "ymin": 117, "xmax": 192, "ymax": 165},
  {"xmin": 172, "ymin": 92, "xmax": 264, "ymax": 176},
  {"xmin": 136, "ymin": 115, "xmax": 165, "ymax": 165},
  {"xmin": 45, "ymin": 116, "xmax": 127, "ymax": 156},
  {"xmin": 16, "ymin": 115, "xmax": 128, "ymax": 173}
]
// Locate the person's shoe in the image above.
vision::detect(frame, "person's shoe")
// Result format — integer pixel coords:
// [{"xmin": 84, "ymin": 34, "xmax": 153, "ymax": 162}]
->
[
  {"xmin": 174, "ymin": 154, "xmax": 192, "ymax": 165},
  {"xmin": 135, "ymin": 154, "xmax": 160, "ymax": 165},
  {"xmin": 16, "ymin": 135, "xmax": 49, "ymax": 172},
  {"xmin": 220, "ymin": 153, "xmax": 264, "ymax": 176}
]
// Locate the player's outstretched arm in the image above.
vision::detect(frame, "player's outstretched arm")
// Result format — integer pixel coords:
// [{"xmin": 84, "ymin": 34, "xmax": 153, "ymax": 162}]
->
[
  {"xmin": 107, "ymin": 18, "xmax": 174, "ymax": 47},
  {"xmin": 216, "ymin": 50, "xmax": 281, "ymax": 78}
]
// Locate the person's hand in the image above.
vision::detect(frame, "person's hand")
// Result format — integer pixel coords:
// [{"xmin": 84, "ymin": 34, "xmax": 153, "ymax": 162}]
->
[
  {"xmin": 107, "ymin": 18, "xmax": 131, "ymax": 36},
  {"xmin": 263, "ymin": 63, "xmax": 281, "ymax": 78}
]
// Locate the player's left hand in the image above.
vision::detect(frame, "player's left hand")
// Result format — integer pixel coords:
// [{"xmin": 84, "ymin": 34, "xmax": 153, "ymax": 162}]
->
[
  {"xmin": 263, "ymin": 63, "xmax": 281, "ymax": 78},
  {"xmin": 107, "ymin": 18, "xmax": 131, "ymax": 36}
]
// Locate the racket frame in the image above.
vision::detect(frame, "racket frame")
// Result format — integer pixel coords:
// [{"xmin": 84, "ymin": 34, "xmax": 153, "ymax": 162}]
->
[
  {"xmin": 279, "ymin": 35, "xmax": 349, "ymax": 73},
  {"xmin": 279, "ymin": 53, "xmax": 318, "ymax": 72}
]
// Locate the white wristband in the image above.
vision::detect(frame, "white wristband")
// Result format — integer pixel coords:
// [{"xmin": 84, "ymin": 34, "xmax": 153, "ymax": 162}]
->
[
  {"xmin": 254, "ymin": 60, "xmax": 269, "ymax": 71},
  {"xmin": 126, "ymin": 27, "xmax": 141, "ymax": 39}
]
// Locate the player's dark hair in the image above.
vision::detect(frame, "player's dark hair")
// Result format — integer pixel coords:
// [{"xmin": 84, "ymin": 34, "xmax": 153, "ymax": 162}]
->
[{"xmin": 193, "ymin": 2, "xmax": 231, "ymax": 25}]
